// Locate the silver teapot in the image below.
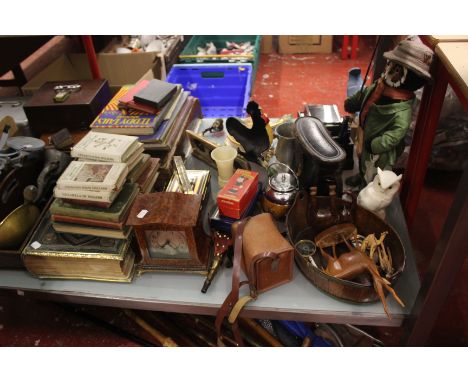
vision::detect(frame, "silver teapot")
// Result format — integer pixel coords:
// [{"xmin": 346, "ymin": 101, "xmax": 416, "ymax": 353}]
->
[{"xmin": 261, "ymin": 162, "xmax": 299, "ymax": 219}]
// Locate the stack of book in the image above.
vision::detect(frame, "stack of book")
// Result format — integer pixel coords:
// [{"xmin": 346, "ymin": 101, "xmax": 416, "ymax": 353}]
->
[
  {"xmin": 22, "ymin": 209, "xmax": 136, "ymax": 282},
  {"xmin": 71, "ymin": 131, "xmax": 160, "ymax": 194},
  {"xmin": 90, "ymin": 79, "xmax": 202, "ymax": 179},
  {"xmin": 51, "ymin": 132, "xmax": 160, "ymax": 239},
  {"xmin": 90, "ymin": 79, "xmax": 178, "ymax": 136},
  {"xmin": 21, "ymin": 131, "xmax": 160, "ymax": 282}
]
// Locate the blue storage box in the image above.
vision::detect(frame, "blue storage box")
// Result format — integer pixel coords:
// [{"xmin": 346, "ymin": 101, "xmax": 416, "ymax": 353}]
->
[{"xmin": 166, "ymin": 63, "xmax": 252, "ymax": 118}]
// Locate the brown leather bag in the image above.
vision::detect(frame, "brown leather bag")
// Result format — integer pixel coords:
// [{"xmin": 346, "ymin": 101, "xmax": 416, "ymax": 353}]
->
[{"xmin": 215, "ymin": 213, "xmax": 294, "ymax": 346}]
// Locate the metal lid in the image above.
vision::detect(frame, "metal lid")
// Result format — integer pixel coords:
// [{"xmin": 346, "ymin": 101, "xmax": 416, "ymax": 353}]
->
[
  {"xmin": 7, "ymin": 136, "xmax": 45, "ymax": 152},
  {"xmin": 269, "ymin": 172, "xmax": 297, "ymax": 192}
]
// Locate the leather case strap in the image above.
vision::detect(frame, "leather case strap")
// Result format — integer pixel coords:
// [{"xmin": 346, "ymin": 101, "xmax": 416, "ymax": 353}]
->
[
  {"xmin": 215, "ymin": 217, "xmax": 250, "ymax": 346},
  {"xmin": 215, "ymin": 216, "xmax": 284, "ymax": 346}
]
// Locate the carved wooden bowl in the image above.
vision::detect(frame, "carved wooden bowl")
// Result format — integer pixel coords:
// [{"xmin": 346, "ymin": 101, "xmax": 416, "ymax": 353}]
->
[{"xmin": 286, "ymin": 190, "xmax": 406, "ymax": 304}]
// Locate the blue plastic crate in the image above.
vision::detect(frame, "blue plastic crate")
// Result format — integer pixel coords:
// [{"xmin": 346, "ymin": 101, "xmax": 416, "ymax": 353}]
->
[{"xmin": 166, "ymin": 63, "xmax": 252, "ymax": 118}]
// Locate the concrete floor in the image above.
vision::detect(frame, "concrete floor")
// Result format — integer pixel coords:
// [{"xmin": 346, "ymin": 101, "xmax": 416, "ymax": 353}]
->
[{"xmin": 0, "ymin": 36, "xmax": 465, "ymax": 346}]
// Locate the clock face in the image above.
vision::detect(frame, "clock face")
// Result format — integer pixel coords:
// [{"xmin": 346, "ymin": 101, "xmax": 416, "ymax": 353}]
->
[{"xmin": 144, "ymin": 230, "xmax": 190, "ymax": 259}]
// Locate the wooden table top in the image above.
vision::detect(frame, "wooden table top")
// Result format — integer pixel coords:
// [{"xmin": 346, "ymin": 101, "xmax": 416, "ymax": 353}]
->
[
  {"xmin": 425, "ymin": 35, "xmax": 468, "ymax": 49},
  {"xmin": 435, "ymin": 42, "xmax": 468, "ymax": 102}
]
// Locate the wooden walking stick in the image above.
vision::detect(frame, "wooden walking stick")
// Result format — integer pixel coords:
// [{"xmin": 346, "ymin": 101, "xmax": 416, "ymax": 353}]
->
[
  {"xmin": 149, "ymin": 312, "xmax": 198, "ymax": 347},
  {"xmin": 192, "ymin": 316, "xmax": 238, "ymax": 346},
  {"xmin": 124, "ymin": 309, "xmax": 178, "ymax": 347},
  {"xmin": 164, "ymin": 313, "xmax": 217, "ymax": 347},
  {"xmin": 239, "ymin": 318, "xmax": 283, "ymax": 347}
]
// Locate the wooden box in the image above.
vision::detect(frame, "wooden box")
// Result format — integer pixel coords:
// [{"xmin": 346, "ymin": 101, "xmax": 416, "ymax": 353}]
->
[
  {"xmin": 24, "ymin": 79, "xmax": 111, "ymax": 136},
  {"xmin": 278, "ymin": 35, "xmax": 333, "ymax": 54}
]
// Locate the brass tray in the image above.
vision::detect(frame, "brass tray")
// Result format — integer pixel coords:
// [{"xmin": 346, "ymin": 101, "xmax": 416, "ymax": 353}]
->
[{"xmin": 286, "ymin": 190, "xmax": 406, "ymax": 304}]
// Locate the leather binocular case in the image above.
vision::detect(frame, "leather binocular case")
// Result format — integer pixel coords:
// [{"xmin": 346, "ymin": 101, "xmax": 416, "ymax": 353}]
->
[{"xmin": 215, "ymin": 213, "xmax": 294, "ymax": 346}]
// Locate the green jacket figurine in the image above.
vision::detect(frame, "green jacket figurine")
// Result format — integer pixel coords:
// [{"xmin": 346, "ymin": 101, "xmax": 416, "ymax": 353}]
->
[
  {"xmin": 344, "ymin": 36, "xmax": 434, "ymax": 185},
  {"xmin": 344, "ymin": 82, "xmax": 413, "ymax": 182}
]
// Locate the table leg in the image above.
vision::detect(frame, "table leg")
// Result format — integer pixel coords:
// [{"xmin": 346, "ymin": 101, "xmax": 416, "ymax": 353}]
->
[
  {"xmin": 402, "ymin": 167, "xmax": 468, "ymax": 346},
  {"xmin": 351, "ymin": 36, "xmax": 359, "ymax": 59},
  {"xmin": 342, "ymin": 36, "xmax": 349, "ymax": 60},
  {"xmin": 400, "ymin": 57, "xmax": 449, "ymax": 226}
]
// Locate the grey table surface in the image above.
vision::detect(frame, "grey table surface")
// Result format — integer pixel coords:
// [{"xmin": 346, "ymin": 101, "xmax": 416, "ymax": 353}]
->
[{"xmin": 0, "ymin": 136, "xmax": 420, "ymax": 327}]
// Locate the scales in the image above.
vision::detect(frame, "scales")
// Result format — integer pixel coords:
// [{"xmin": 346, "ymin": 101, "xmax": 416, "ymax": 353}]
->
[{"xmin": 0, "ymin": 185, "xmax": 40, "ymax": 249}]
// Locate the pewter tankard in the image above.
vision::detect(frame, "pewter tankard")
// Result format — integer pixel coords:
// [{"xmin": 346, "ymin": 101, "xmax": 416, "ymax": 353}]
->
[{"xmin": 274, "ymin": 121, "xmax": 300, "ymax": 172}]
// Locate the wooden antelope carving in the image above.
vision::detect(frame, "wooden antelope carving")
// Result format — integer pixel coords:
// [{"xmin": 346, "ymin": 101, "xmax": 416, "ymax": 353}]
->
[{"xmin": 317, "ymin": 230, "xmax": 404, "ymax": 318}]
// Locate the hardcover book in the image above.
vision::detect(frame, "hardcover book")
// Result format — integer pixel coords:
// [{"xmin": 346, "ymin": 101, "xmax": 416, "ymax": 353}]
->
[
  {"xmin": 158, "ymin": 96, "xmax": 197, "ymax": 173},
  {"xmin": 51, "ymin": 214, "xmax": 126, "ymax": 230},
  {"xmin": 118, "ymin": 80, "xmax": 160, "ymax": 114},
  {"xmin": 56, "ymin": 161, "xmax": 128, "ymax": 192},
  {"xmin": 133, "ymin": 79, "xmax": 178, "ymax": 109},
  {"xmin": 137, "ymin": 86, "xmax": 183, "ymax": 146},
  {"xmin": 124, "ymin": 144, "xmax": 145, "ymax": 171},
  {"xmin": 71, "ymin": 131, "xmax": 139, "ymax": 163},
  {"xmin": 135, "ymin": 158, "xmax": 160, "ymax": 193},
  {"xmin": 60, "ymin": 199, "xmax": 113, "ymax": 209},
  {"xmin": 141, "ymin": 169, "xmax": 159, "ymax": 194},
  {"xmin": 127, "ymin": 153, "xmax": 150, "ymax": 183},
  {"xmin": 90, "ymin": 86, "xmax": 159, "ymax": 135},
  {"xmin": 52, "ymin": 221, "xmax": 132, "ymax": 240},
  {"xmin": 23, "ymin": 212, "xmax": 135, "ymax": 282},
  {"xmin": 50, "ymin": 183, "xmax": 139, "ymax": 222}
]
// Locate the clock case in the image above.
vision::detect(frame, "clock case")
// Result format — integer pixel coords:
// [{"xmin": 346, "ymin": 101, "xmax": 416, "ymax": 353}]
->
[{"xmin": 127, "ymin": 192, "xmax": 211, "ymax": 274}]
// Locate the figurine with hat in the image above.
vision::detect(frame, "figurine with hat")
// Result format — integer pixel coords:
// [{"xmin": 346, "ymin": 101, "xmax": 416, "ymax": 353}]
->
[{"xmin": 345, "ymin": 36, "xmax": 434, "ymax": 188}]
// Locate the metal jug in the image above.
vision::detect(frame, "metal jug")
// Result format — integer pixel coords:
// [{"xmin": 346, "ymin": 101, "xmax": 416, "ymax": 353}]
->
[{"xmin": 274, "ymin": 121, "xmax": 300, "ymax": 172}]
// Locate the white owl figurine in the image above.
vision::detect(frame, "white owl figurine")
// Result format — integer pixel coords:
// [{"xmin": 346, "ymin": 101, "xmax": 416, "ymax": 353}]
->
[{"xmin": 357, "ymin": 168, "xmax": 402, "ymax": 220}]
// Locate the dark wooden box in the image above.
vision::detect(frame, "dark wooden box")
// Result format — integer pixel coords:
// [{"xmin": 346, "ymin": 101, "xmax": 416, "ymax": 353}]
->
[{"xmin": 24, "ymin": 79, "xmax": 111, "ymax": 136}]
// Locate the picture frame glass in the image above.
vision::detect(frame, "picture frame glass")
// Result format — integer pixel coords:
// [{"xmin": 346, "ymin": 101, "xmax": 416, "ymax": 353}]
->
[{"xmin": 144, "ymin": 230, "xmax": 190, "ymax": 259}]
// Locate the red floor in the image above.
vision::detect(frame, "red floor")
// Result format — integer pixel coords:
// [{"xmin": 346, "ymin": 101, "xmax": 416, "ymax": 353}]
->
[
  {"xmin": 0, "ymin": 37, "xmax": 466, "ymax": 346},
  {"xmin": 252, "ymin": 45, "xmax": 373, "ymax": 117}
]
